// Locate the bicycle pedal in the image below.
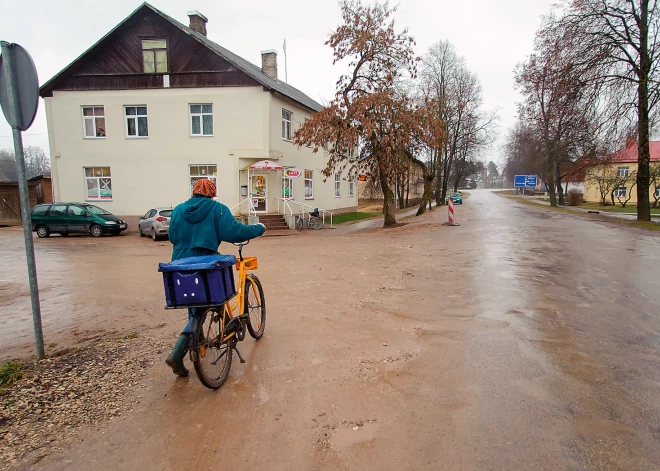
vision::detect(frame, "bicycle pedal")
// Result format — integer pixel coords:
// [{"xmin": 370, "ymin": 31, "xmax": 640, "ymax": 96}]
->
[{"xmin": 234, "ymin": 346, "xmax": 246, "ymax": 364}]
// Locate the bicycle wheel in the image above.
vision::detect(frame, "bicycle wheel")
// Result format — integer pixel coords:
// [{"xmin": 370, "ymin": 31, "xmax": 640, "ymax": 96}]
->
[
  {"xmin": 295, "ymin": 217, "xmax": 303, "ymax": 231},
  {"xmin": 244, "ymin": 274, "xmax": 266, "ymax": 340},
  {"xmin": 193, "ymin": 306, "xmax": 233, "ymax": 389},
  {"xmin": 310, "ymin": 217, "xmax": 322, "ymax": 230}
]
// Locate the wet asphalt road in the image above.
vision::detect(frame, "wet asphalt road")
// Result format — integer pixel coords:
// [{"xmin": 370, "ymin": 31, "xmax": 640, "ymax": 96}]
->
[{"xmin": 3, "ymin": 190, "xmax": 660, "ymax": 470}]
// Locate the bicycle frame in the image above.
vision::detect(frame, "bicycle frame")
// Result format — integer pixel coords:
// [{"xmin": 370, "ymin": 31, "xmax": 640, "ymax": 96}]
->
[{"xmin": 219, "ymin": 253, "xmax": 258, "ymax": 342}]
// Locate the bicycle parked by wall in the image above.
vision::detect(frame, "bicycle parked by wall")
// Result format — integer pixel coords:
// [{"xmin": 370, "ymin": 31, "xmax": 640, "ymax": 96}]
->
[
  {"xmin": 158, "ymin": 241, "xmax": 266, "ymax": 389},
  {"xmin": 294, "ymin": 208, "xmax": 323, "ymax": 230}
]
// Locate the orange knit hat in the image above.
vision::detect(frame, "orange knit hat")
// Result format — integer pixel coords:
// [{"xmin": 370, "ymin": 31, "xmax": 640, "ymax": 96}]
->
[{"xmin": 192, "ymin": 179, "xmax": 217, "ymax": 198}]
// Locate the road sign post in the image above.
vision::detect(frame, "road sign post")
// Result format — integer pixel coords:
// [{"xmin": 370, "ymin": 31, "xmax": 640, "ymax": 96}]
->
[{"xmin": 0, "ymin": 41, "xmax": 44, "ymax": 360}]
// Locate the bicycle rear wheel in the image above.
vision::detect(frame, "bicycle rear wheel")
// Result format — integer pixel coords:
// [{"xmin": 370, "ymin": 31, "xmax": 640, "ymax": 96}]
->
[
  {"xmin": 193, "ymin": 306, "xmax": 233, "ymax": 389},
  {"xmin": 244, "ymin": 274, "xmax": 266, "ymax": 340},
  {"xmin": 295, "ymin": 217, "xmax": 303, "ymax": 231}
]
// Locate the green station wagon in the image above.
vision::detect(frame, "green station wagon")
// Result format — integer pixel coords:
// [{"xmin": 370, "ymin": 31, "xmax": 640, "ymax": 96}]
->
[{"xmin": 31, "ymin": 203, "xmax": 127, "ymax": 238}]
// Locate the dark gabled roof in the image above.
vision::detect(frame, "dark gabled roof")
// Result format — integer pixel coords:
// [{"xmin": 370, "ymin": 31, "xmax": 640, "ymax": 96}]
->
[{"xmin": 40, "ymin": 2, "xmax": 323, "ymax": 113}]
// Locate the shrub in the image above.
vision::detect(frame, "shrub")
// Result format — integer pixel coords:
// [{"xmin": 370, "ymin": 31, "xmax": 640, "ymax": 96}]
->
[{"xmin": 567, "ymin": 189, "xmax": 583, "ymax": 206}]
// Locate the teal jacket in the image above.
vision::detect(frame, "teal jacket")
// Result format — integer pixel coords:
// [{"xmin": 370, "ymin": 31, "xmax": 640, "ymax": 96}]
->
[{"xmin": 169, "ymin": 195, "xmax": 265, "ymax": 261}]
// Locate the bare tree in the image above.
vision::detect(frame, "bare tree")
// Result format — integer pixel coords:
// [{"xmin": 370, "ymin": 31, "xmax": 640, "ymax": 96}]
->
[
  {"xmin": 587, "ymin": 161, "xmax": 621, "ymax": 204},
  {"xmin": 295, "ymin": 0, "xmax": 418, "ymax": 227},
  {"xmin": 554, "ymin": 0, "xmax": 660, "ymax": 220},
  {"xmin": 0, "ymin": 147, "xmax": 50, "ymax": 180}
]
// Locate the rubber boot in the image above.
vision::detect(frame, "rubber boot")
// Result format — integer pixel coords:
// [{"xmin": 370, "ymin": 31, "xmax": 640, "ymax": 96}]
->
[{"xmin": 165, "ymin": 334, "xmax": 190, "ymax": 377}]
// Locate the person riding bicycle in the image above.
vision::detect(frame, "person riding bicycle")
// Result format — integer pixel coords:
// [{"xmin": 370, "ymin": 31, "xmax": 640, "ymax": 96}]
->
[{"xmin": 165, "ymin": 178, "xmax": 266, "ymax": 377}]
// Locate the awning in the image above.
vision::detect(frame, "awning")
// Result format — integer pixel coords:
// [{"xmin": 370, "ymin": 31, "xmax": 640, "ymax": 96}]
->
[{"xmin": 241, "ymin": 160, "xmax": 284, "ymax": 171}]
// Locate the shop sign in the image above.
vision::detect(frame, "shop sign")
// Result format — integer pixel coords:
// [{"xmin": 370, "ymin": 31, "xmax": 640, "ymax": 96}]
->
[{"xmin": 284, "ymin": 168, "xmax": 302, "ymax": 178}]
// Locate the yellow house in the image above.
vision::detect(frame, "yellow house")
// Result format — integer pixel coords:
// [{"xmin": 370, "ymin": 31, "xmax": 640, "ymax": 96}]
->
[{"xmin": 584, "ymin": 141, "xmax": 660, "ymax": 205}]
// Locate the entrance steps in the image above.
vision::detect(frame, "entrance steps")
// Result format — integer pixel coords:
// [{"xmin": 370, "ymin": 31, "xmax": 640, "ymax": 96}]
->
[{"xmin": 258, "ymin": 214, "xmax": 289, "ymax": 230}]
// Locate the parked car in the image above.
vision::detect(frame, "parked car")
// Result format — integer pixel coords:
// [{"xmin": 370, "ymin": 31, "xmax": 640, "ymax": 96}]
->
[
  {"xmin": 31, "ymin": 203, "xmax": 127, "ymax": 238},
  {"xmin": 138, "ymin": 207, "xmax": 172, "ymax": 240},
  {"xmin": 445, "ymin": 192, "xmax": 463, "ymax": 204}
]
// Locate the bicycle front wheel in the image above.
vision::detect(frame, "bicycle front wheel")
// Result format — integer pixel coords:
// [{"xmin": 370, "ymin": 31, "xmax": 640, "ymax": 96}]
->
[
  {"xmin": 310, "ymin": 218, "xmax": 322, "ymax": 230},
  {"xmin": 193, "ymin": 306, "xmax": 233, "ymax": 389},
  {"xmin": 244, "ymin": 274, "xmax": 266, "ymax": 340}
]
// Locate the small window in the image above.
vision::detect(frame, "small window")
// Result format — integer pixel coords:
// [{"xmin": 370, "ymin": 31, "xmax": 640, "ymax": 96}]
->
[
  {"xmin": 68, "ymin": 205, "xmax": 86, "ymax": 216},
  {"xmin": 617, "ymin": 166, "xmax": 630, "ymax": 177},
  {"xmin": 335, "ymin": 173, "xmax": 341, "ymax": 197},
  {"xmin": 190, "ymin": 165, "xmax": 218, "ymax": 196},
  {"xmin": 160, "ymin": 209, "xmax": 173, "ymax": 218},
  {"xmin": 304, "ymin": 169, "xmax": 313, "ymax": 199},
  {"xmin": 125, "ymin": 106, "xmax": 148, "ymax": 138},
  {"xmin": 655, "ymin": 188, "xmax": 660, "ymax": 198},
  {"xmin": 190, "ymin": 104, "xmax": 213, "ymax": 136},
  {"xmin": 142, "ymin": 39, "xmax": 168, "ymax": 74},
  {"xmin": 282, "ymin": 109, "xmax": 292, "ymax": 140},
  {"xmin": 82, "ymin": 106, "xmax": 106, "ymax": 138},
  {"xmin": 84, "ymin": 167, "xmax": 112, "ymax": 200},
  {"xmin": 31, "ymin": 205, "xmax": 49, "ymax": 216},
  {"xmin": 614, "ymin": 187, "xmax": 627, "ymax": 197},
  {"xmin": 348, "ymin": 176, "xmax": 355, "ymax": 197}
]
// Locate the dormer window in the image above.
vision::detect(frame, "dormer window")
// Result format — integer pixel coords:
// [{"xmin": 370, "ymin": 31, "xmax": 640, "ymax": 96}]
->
[{"xmin": 142, "ymin": 39, "xmax": 168, "ymax": 73}]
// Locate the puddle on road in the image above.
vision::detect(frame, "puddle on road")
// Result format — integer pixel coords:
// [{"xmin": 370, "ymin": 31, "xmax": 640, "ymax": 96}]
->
[{"xmin": 331, "ymin": 422, "xmax": 381, "ymax": 454}]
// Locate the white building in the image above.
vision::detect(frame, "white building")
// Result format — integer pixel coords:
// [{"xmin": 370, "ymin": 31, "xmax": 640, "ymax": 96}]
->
[{"xmin": 39, "ymin": 3, "xmax": 357, "ymax": 226}]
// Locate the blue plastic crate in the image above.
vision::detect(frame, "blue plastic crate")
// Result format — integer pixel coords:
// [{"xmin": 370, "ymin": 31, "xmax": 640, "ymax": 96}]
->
[{"xmin": 158, "ymin": 254, "xmax": 237, "ymax": 308}]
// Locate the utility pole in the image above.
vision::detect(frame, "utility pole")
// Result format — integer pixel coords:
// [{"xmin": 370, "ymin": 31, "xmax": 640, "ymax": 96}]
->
[{"xmin": 283, "ymin": 38, "xmax": 288, "ymax": 83}]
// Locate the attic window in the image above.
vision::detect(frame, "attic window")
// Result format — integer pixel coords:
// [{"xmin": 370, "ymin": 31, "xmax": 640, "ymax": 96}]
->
[{"xmin": 142, "ymin": 39, "xmax": 168, "ymax": 74}]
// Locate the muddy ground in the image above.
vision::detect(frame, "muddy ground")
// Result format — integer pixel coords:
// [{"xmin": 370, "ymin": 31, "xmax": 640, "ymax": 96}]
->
[{"xmin": 1, "ymin": 190, "xmax": 659, "ymax": 470}]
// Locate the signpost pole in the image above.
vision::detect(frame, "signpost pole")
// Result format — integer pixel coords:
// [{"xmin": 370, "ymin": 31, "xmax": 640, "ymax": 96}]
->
[{"xmin": 1, "ymin": 41, "xmax": 44, "ymax": 360}]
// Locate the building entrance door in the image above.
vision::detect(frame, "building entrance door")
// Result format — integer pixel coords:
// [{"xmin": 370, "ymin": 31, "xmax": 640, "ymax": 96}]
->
[{"xmin": 251, "ymin": 175, "xmax": 267, "ymax": 212}]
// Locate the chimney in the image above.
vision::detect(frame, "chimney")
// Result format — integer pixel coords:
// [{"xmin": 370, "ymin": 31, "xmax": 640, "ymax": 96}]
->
[
  {"xmin": 187, "ymin": 11, "xmax": 208, "ymax": 36},
  {"xmin": 625, "ymin": 135, "xmax": 636, "ymax": 148},
  {"xmin": 261, "ymin": 50, "xmax": 278, "ymax": 80}
]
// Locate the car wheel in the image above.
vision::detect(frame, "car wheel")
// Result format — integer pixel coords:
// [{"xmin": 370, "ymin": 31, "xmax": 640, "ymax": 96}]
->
[
  {"xmin": 90, "ymin": 224, "xmax": 103, "ymax": 238},
  {"xmin": 138, "ymin": 225, "xmax": 144, "ymax": 237},
  {"xmin": 36, "ymin": 225, "xmax": 50, "ymax": 238},
  {"xmin": 151, "ymin": 229, "xmax": 158, "ymax": 241}
]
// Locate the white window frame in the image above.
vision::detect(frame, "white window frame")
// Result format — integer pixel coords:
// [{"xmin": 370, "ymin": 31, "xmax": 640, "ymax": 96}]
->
[
  {"xmin": 614, "ymin": 186, "xmax": 627, "ymax": 197},
  {"xmin": 335, "ymin": 173, "xmax": 341, "ymax": 198},
  {"xmin": 304, "ymin": 169, "xmax": 314, "ymax": 199},
  {"xmin": 84, "ymin": 167, "xmax": 113, "ymax": 201},
  {"xmin": 81, "ymin": 106, "xmax": 106, "ymax": 139},
  {"xmin": 617, "ymin": 166, "xmax": 630, "ymax": 177},
  {"xmin": 189, "ymin": 104, "xmax": 214, "ymax": 137},
  {"xmin": 124, "ymin": 105, "xmax": 149, "ymax": 138},
  {"xmin": 282, "ymin": 176, "xmax": 293, "ymax": 200},
  {"xmin": 348, "ymin": 175, "xmax": 355, "ymax": 197},
  {"xmin": 654, "ymin": 187, "xmax": 660, "ymax": 198},
  {"xmin": 189, "ymin": 165, "xmax": 218, "ymax": 197},
  {"xmin": 282, "ymin": 109, "xmax": 292, "ymax": 141}
]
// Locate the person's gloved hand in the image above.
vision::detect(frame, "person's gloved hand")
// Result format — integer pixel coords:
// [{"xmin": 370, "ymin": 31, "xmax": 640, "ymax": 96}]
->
[{"xmin": 257, "ymin": 223, "xmax": 266, "ymax": 231}]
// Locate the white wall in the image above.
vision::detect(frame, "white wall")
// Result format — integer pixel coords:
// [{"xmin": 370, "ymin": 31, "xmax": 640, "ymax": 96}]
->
[{"xmin": 44, "ymin": 87, "xmax": 357, "ymax": 216}]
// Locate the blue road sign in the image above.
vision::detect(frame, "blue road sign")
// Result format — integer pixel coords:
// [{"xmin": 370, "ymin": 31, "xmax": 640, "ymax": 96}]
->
[
  {"xmin": 514, "ymin": 175, "xmax": 526, "ymax": 187},
  {"xmin": 525, "ymin": 175, "xmax": 537, "ymax": 187}
]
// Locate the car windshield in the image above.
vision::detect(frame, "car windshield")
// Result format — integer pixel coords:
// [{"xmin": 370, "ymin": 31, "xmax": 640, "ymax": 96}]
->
[
  {"xmin": 85, "ymin": 205, "xmax": 111, "ymax": 215},
  {"xmin": 160, "ymin": 210, "xmax": 173, "ymax": 217}
]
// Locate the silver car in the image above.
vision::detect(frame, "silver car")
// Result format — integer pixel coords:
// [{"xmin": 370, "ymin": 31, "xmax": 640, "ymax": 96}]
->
[{"xmin": 138, "ymin": 207, "xmax": 172, "ymax": 240}]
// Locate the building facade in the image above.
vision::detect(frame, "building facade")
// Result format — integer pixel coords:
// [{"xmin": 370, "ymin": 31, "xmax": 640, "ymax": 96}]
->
[
  {"xmin": 39, "ymin": 4, "xmax": 357, "ymax": 220},
  {"xmin": 583, "ymin": 142, "xmax": 660, "ymax": 205}
]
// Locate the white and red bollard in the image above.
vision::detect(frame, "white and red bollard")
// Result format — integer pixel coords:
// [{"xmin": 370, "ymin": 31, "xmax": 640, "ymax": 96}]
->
[{"xmin": 444, "ymin": 197, "xmax": 460, "ymax": 226}]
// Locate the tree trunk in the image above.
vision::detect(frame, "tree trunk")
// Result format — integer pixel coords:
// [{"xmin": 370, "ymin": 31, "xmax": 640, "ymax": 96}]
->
[
  {"xmin": 547, "ymin": 170, "xmax": 557, "ymax": 207},
  {"xmin": 405, "ymin": 177, "xmax": 410, "ymax": 208},
  {"xmin": 636, "ymin": 1, "xmax": 651, "ymax": 221},
  {"xmin": 555, "ymin": 162, "xmax": 564, "ymax": 206},
  {"xmin": 378, "ymin": 162, "xmax": 397, "ymax": 227}
]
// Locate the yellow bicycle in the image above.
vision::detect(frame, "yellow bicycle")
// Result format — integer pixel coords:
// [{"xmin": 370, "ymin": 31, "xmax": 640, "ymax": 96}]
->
[{"xmin": 190, "ymin": 241, "xmax": 266, "ymax": 389}]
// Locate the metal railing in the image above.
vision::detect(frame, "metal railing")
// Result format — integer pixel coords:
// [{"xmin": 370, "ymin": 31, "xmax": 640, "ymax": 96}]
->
[
  {"xmin": 275, "ymin": 197, "xmax": 333, "ymax": 227},
  {"xmin": 229, "ymin": 198, "xmax": 257, "ymax": 217}
]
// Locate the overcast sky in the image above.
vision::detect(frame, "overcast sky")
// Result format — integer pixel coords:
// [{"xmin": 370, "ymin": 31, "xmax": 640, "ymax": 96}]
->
[{"xmin": 0, "ymin": 0, "xmax": 556, "ymax": 167}]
